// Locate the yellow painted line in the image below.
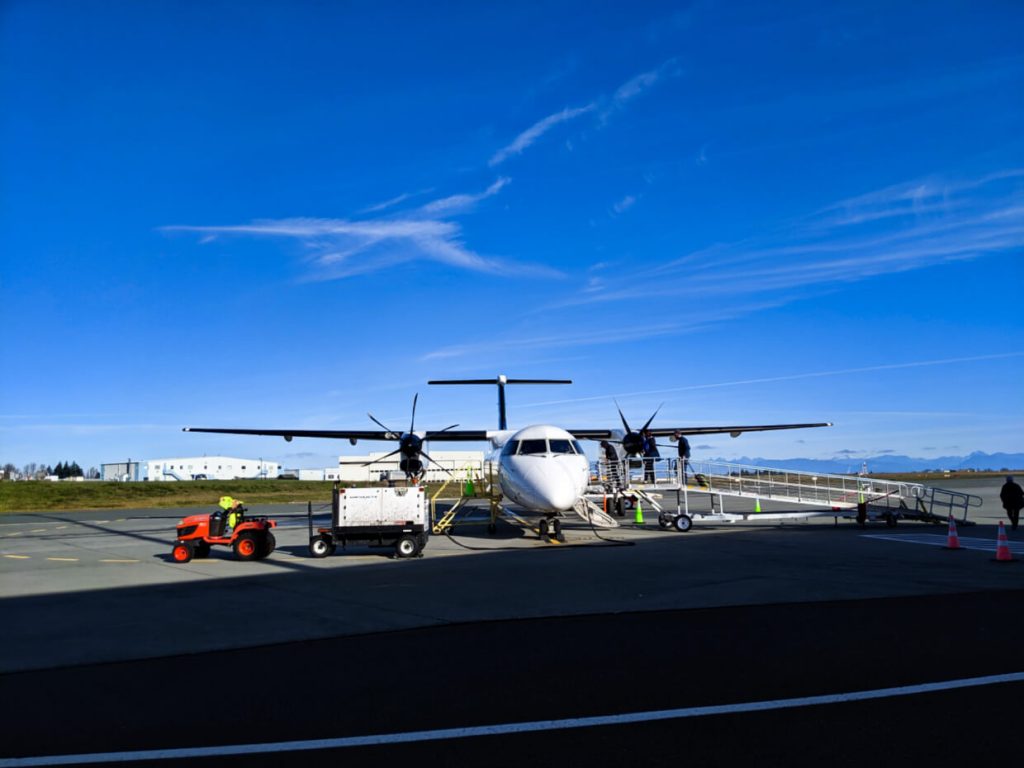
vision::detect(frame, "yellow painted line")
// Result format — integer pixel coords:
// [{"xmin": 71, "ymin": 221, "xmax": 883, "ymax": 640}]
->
[
  {"xmin": 56, "ymin": 525, "xmax": 68, "ymax": 530},
  {"xmin": 100, "ymin": 559, "xmax": 139, "ymax": 564},
  {"xmin": 94, "ymin": 520, "xmax": 110, "ymax": 524},
  {"xmin": 3, "ymin": 554, "xmax": 30, "ymax": 560},
  {"xmin": 31, "ymin": 529, "xmax": 46, "ymax": 533},
  {"xmin": 47, "ymin": 557, "xmax": 79, "ymax": 562},
  {"xmin": 7, "ymin": 532, "xmax": 23, "ymax": 537}
]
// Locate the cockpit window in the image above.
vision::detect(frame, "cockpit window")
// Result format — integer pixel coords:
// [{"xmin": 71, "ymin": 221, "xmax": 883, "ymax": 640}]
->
[
  {"xmin": 571, "ymin": 440, "xmax": 586, "ymax": 455},
  {"xmin": 501, "ymin": 440, "xmax": 520, "ymax": 457},
  {"xmin": 518, "ymin": 439, "xmax": 548, "ymax": 455},
  {"xmin": 549, "ymin": 439, "xmax": 574, "ymax": 454}
]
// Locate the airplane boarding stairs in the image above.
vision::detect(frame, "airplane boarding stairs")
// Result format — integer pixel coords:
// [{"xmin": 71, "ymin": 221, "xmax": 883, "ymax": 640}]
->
[{"xmin": 590, "ymin": 458, "xmax": 981, "ymax": 528}]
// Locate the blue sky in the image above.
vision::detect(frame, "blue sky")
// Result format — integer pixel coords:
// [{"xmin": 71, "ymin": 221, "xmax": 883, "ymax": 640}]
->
[{"xmin": 2, "ymin": 0, "xmax": 1022, "ymax": 471}]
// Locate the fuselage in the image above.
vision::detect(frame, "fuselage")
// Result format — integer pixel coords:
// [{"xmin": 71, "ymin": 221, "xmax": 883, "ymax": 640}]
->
[{"xmin": 492, "ymin": 424, "xmax": 591, "ymax": 513}]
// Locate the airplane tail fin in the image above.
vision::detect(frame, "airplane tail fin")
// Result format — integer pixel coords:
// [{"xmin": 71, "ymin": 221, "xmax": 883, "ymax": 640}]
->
[{"xmin": 428, "ymin": 375, "xmax": 571, "ymax": 430}]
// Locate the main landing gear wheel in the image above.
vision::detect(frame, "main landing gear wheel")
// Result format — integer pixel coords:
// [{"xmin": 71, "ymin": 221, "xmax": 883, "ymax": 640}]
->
[
  {"xmin": 395, "ymin": 535, "xmax": 419, "ymax": 559},
  {"xmin": 172, "ymin": 541, "xmax": 194, "ymax": 563},
  {"xmin": 233, "ymin": 532, "xmax": 259, "ymax": 561},
  {"xmin": 309, "ymin": 537, "xmax": 333, "ymax": 558},
  {"xmin": 539, "ymin": 519, "xmax": 550, "ymax": 542},
  {"xmin": 552, "ymin": 518, "xmax": 565, "ymax": 542},
  {"xmin": 673, "ymin": 514, "xmax": 693, "ymax": 533}
]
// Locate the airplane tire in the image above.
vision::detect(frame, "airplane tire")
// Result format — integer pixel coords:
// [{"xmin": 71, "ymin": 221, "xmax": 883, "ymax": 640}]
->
[{"xmin": 673, "ymin": 514, "xmax": 693, "ymax": 533}]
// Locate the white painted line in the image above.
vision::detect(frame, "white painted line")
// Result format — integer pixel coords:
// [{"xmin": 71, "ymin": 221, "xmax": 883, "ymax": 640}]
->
[
  {"xmin": 863, "ymin": 533, "xmax": 1024, "ymax": 553},
  {"xmin": 46, "ymin": 557, "xmax": 79, "ymax": 562},
  {"xmin": 2, "ymin": 555, "xmax": 30, "ymax": 560},
  {"xmin": 98, "ymin": 559, "xmax": 139, "ymax": 564},
  {"xmin": 2, "ymin": 671, "xmax": 1022, "ymax": 766}
]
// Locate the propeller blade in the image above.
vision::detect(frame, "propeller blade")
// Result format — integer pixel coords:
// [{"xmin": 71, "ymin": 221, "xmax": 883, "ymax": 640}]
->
[
  {"xmin": 614, "ymin": 400, "xmax": 632, "ymax": 433},
  {"xmin": 362, "ymin": 447, "xmax": 402, "ymax": 467},
  {"xmin": 409, "ymin": 393, "xmax": 418, "ymax": 434},
  {"xmin": 420, "ymin": 450, "xmax": 454, "ymax": 477},
  {"xmin": 367, "ymin": 412, "xmax": 396, "ymax": 436},
  {"xmin": 640, "ymin": 403, "xmax": 664, "ymax": 433},
  {"xmin": 424, "ymin": 423, "xmax": 459, "ymax": 438}
]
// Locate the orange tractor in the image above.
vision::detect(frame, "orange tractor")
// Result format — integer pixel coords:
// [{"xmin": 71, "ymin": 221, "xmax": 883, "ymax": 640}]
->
[{"xmin": 171, "ymin": 507, "xmax": 277, "ymax": 563}]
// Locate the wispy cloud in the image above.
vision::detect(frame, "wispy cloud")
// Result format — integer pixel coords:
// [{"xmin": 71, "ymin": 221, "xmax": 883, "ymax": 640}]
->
[
  {"xmin": 420, "ymin": 300, "xmax": 786, "ymax": 362},
  {"xmin": 359, "ymin": 189, "xmax": 432, "ymax": 214},
  {"xmin": 603, "ymin": 58, "xmax": 680, "ymax": 117},
  {"xmin": 489, "ymin": 104, "xmax": 596, "ymax": 166},
  {"xmin": 555, "ymin": 168, "xmax": 1024, "ymax": 308},
  {"xmin": 612, "ymin": 194, "xmax": 636, "ymax": 214},
  {"xmin": 419, "ymin": 177, "xmax": 510, "ymax": 215},
  {"xmin": 488, "ymin": 57, "xmax": 681, "ymax": 166},
  {"xmin": 516, "ymin": 352, "xmax": 1024, "ymax": 408},
  {"xmin": 163, "ymin": 179, "xmax": 561, "ymax": 281}
]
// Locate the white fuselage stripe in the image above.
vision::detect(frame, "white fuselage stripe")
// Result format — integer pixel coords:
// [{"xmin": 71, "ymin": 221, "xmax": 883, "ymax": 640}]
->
[{"xmin": 3, "ymin": 671, "xmax": 1023, "ymax": 766}]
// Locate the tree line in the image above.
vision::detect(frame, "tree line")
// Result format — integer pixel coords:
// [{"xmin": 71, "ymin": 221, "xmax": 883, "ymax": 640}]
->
[{"xmin": 1, "ymin": 462, "xmax": 101, "ymax": 480}]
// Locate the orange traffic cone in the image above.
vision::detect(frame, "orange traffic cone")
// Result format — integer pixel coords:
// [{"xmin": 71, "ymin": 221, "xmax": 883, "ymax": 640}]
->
[
  {"xmin": 993, "ymin": 521, "xmax": 1015, "ymax": 563},
  {"xmin": 943, "ymin": 515, "xmax": 962, "ymax": 550}
]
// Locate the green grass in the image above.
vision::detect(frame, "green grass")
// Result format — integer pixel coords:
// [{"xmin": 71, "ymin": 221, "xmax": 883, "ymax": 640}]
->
[
  {"xmin": 0, "ymin": 479, "xmax": 463, "ymax": 513},
  {"xmin": 0, "ymin": 480, "xmax": 343, "ymax": 513}
]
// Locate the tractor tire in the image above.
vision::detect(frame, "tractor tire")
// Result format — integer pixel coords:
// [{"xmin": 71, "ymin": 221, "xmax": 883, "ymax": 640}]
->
[
  {"xmin": 259, "ymin": 532, "xmax": 277, "ymax": 559},
  {"xmin": 194, "ymin": 541, "xmax": 211, "ymax": 559},
  {"xmin": 172, "ymin": 541, "xmax": 194, "ymax": 563},
  {"xmin": 309, "ymin": 537, "xmax": 332, "ymax": 558},
  {"xmin": 233, "ymin": 531, "xmax": 259, "ymax": 561},
  {"xmin": 395, "ymin": 535, "xmax": 419, "ymax": 559}
]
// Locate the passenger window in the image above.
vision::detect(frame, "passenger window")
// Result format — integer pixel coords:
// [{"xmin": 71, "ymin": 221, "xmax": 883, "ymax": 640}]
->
[
  {"xmin": 549, "ymin": 439, "xmax": 573, "ymax": 454},
  {"xmin": 519, "ymin": 439, "xmax": 548, "ymax": 455}
]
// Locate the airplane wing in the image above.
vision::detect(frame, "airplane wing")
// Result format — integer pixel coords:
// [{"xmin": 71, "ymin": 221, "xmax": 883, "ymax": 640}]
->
[
  {"xmin": 567, "ymin": 422, "xmax": 832, "ymax": 439},
  {"xmin": 182, "ymin": 427, "xmax": 491, "ymax": 442}
]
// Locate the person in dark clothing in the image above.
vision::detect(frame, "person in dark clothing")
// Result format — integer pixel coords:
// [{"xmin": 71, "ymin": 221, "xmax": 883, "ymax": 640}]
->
[
  {"xmin": 642, "ymin": 429, "xmax": 659, "ymax": 483},
  {"xmin": 673, "ymin": 431, "xmax": 691, "ymax": 483},
  {"xmin": 600, "ymin": 440, "xmax": 621, "ymax": 488},
  {"xmin": 1001, "ymin": 476, "xmax": 1024, "ymax": 531}
]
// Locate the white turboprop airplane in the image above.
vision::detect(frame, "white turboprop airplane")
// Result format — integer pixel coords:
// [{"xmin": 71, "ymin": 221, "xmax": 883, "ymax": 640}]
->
[{"xmin": 184, "ymin": 375, "xmax": 831, "ymax": 539}]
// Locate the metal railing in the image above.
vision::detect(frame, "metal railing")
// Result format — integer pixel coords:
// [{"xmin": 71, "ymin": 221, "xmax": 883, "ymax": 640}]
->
[{"xmin": 596, "ymin": 458, "xmax": 926, "ymax": 509}]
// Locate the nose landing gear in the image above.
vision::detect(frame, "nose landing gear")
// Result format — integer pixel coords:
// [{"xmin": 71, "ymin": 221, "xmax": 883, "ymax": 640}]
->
[{"xmin": 538, "ymin": 516, "xmax": 565, "ymax": 543}]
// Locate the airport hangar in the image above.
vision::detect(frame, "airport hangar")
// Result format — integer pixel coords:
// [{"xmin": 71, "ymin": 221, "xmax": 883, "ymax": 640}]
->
[{"xmin": 100, "ymin": 449, "xmax": 484, "ymax": 482}]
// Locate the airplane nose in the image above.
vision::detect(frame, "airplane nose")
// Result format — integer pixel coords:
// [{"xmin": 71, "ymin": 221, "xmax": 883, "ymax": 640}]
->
[
  {"xmin": 521, "ymin": 462, "xmax": 580, "ymax": 511},
  {"xmin": 535, "ymin": 482, "xmax": 578, "ymax": 512}
]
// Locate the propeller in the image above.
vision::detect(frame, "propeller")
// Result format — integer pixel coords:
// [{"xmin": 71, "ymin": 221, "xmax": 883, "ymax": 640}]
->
[
  {"xmin": 364, "ymin": 394, "xmax": 459, "ymax": 479},
  {"xmin": 614, "ymin": 400, "xmax": 663, "ymax": 456}
]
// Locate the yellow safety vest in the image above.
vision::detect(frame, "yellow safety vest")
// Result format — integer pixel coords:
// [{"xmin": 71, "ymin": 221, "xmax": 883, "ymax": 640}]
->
[{"xmin": 219, "ymin": 496, "xmax": 235, "ymax": 511}]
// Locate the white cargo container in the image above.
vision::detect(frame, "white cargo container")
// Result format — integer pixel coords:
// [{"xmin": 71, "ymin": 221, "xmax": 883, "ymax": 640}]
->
[{"xmin": 308, "ymin": 486, "xmax": 429, "ymax": 559}]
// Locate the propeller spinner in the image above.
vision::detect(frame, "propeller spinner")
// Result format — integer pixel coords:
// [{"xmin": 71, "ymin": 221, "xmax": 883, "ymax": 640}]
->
[
  {"xmin": 615, "ymin": 400, "xmax": 663, "ymax": 456},
  {"xmin": 365, "ymin": 394, "xmax": 458, "ymax": 479}
]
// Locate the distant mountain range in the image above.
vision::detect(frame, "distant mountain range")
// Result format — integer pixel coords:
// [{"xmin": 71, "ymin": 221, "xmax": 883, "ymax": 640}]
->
[{"xmin": 708, "ymin": 451, "xmax": 1024, "ymax": 474}]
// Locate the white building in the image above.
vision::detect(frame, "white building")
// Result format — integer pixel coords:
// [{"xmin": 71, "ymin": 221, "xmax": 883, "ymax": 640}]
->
[
  {"xmin": 338, "ymin": 450, "xmax": 485, "ymax": 483},
  {"xmin": 146, "ymin": 456, "xmax": 280, "ymax": 481}
]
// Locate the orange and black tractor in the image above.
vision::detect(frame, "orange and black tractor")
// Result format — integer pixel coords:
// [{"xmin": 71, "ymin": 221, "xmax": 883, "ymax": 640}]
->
[{"xmin": 171, "ymin": 507, "xmax": 277, "ymax": 563}]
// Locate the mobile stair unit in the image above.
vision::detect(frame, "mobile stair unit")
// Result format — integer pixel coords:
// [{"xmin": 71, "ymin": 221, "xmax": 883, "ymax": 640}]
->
[{"xmin": 590, "ymin": 458, "xmax": 982, "ymax": 531}]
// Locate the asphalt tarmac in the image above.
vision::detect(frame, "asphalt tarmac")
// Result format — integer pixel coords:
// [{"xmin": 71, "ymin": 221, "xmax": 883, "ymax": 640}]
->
[{"xmin": 1, "ymin": 478, "xmax": 1022, "ymax": 765}]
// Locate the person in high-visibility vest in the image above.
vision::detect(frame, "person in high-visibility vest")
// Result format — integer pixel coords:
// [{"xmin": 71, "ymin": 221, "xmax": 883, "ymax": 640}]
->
[{"xmin": 218, "ymin": 496, "xmax": 245, "ymax": 536}]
